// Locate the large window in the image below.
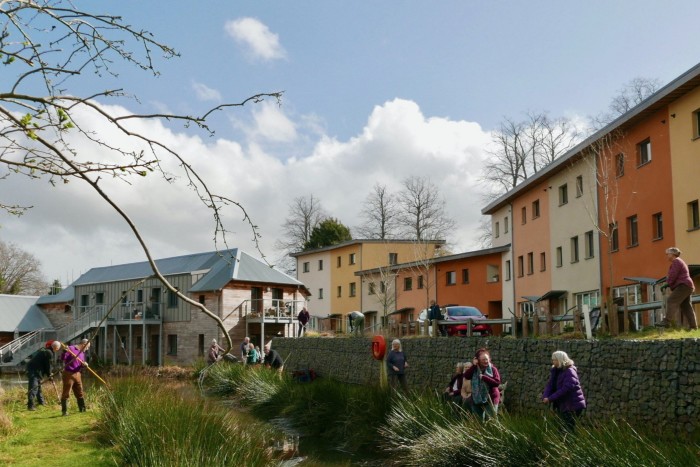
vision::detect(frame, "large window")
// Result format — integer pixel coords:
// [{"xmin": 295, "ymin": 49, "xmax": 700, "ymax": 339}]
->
[
  {"xmin": 689, "ymin": 200, "xmax": 700, "ymax": 230},
  {"xmin": 627, "ymin": 215, "xmax": 639, "ymax": 247},
  {"xmin": 349, "ymin": 282, "xmax": 356, "ymax": 297},
  {"xmin": 532, "ymin": 200, "xmax": 540, "ymax": 219},
  {"xmin": 584, "ymin": 231, "xmax": 595, "ymax": 259},
  {"xmin": 570, "ymin": 236, "xmax": 579, "ymax": 263},
  {"xmin": 527, "ymin": 252, "xmax": 534, "ymax": 275},
  {"xmin": 403, "ymin": 277, "xmax": 412, "ymax": 291},
  {"xmin": 637, "ymin": 138, "xmax": 651, "ymax": 166},
  {"xmin": 652, "ymin": 212, "xmax": 663, "ymax": 240},
  {"xmin": 558, "ymin": 184, "xmax": 568, "ymax": 206},
  {"xmin": 446, "ymin": 271, "xmax": 456, "ymax": 285}
]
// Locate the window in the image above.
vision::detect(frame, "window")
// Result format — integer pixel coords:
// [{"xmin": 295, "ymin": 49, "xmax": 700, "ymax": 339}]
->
[
  {"xmin": 95, "ymin": 292, "xmax": 104, "ymax": 305},
  {"xmin": 137, "ymin": 289, "xmax": 143, "ymax": 304},
  {"xmin": 505, "ymin": 260, "xmax": 512, "ymax": 281},
  {"xmin": 337, "ymin": 256, "xmax": 341, "ymax": 267},
  {"xmin": 167, "ymin": 289, "xmax": 179, "ymax": 308},
  {"xmin": 318, "ymin": 259, "xmax": 323, "ymax": 271},
  {"xmin": 349, "ymin": 282, "xmax": 356, "ymax": 297},
  {"xmin": 336, "ymin": 286, "xmax": 342, "ymax": 298},
  {"xmin": 418, "ymin": 275, "xmax": 424, "ymax": 289},
  {"xmin": 694, "ymin": 109, "xmax": 700, "ymax": 138},
  {"xmin": 652, "ymin": 212, "xmax": 663, "ymax": 240},
  {"xmin": 637, "ymin": 138, "xmax": 651, "ymax": 166},
  {"xmin": 121, "ymin": 292, "xmax": 127, "ymax": 305},
  {"xmin": 540, "ymin": 252, "xmax": 546, "ymax": 271},
  {"xmin": 167, "ymin": 334, "xmax": 177, "ymax": 355},
  {"xmin": 627, "ymin": 215, "xmax": 639, "ymax": 247},
  {"xmin": 368, "ymin": 283, "xmax": 376, "ymax": 295},
  {"xmin": 318, "ymin": 288, "xmax": 324, "ymax": 299},
  {"xmin": 609, "ymin": 222, "xmax": 619, "ymax": 252},
  {"xmin": 527, "ymin": 252, "xmax": 534, "ymax": 275},
  {"xmin": 349, "ymin": 253, "xmax": 356, "ymax": 265},
  {"xmin": 532, "ymin": 200, "xmax": 540, "ymax": 219},
  {"xmin": 517, "ymin": 256, "xmax": 524, "ymax": 277},
  {"xmin": 380, "ymin": 282, "xmax": 386, "ymax": 293},
  {"xmin": 556, "ymin": 247, "xmax": 563, "ymax": 267},
  {"xmin": 575, "ymin": 175, "xmax": 583, "ymax": 197},
  {"xmin": 388, "ymin": 253, "xmax": 398, "ymax": 265},
  {"xmin": 584, "ymin": 231, "xmax": 595, "ymax": 258},
  {"xmin": 495, "ymin": 221, "xmax": 500, "ymax": 238},
  {"xmin": 462, "ymin": 268, "xmax": 470, "ymax": 284},
  {"xmin": 199, "ymin": 295, "xmax": 205, "ymax": 304},
  {"xmin": 303, "ymin": 262, "xmax": 310, "ymax": 273},
  {"xmin": 575, "ymin": 291, "xmax": 600, "ymax": 313},
  {"xmin": 504, "ymin": 216, "xmax": 509, "ymax": 233},
  {"xmin": 689, "ymin": 200, "xmax": 700, "ymax": 230},
  {"xmin": 570, "ymin": 236, "xmax": 579, "ymax": 263},
  {"xmin": 521, "ymin": 207, "xmax": 527, "ymax": 225},
  {"xmin": 80, "ymin": 294, "xmax": 89, "ymax": 313},
  {"xmin": 616, "ymin": 153, "xmax": 625, "ymax": 177},
  {"xmin": 404, "ymin": 277, "xmax": 413, "ymax": 291},
  {"xmin": 446, "ymin": 271, "xmax": 456, "ymax": 285},
  {"xmin": 558, "ymin": 184, "xmax": 568, "ymax": 205},
  {"xmin": 198, "ymin": 334, "xmax": 204, "ymax": 357}
]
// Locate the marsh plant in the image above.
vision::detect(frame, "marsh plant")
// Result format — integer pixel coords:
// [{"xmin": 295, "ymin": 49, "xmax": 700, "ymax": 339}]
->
[{"xmin": 97, "ymin": 377, "xmax": 276, "ymax": 466}]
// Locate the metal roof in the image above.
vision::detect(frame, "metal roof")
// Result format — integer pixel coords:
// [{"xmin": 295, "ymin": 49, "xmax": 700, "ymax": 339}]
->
[
  {"xmin": 36, "ymin": 285, "xmax": 75, "ymax": 305},
  {"xmin": 0, "ymin": 295, "xmax": 52, "ymax": 332}
]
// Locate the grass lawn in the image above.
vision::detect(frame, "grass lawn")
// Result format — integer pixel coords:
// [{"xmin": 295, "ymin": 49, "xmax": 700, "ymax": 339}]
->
[{"xmin": 0, "ymin": 388, "xmax": 115, "ymax": 467}]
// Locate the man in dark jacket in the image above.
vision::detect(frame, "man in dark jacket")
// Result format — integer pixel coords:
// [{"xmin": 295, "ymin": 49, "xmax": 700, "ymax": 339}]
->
[
  {"xmin": 26, "ymin": 340, "xmax": 61, "ymax": 410},
  {"xmin": 263, "ymin": 344, "xmax": 284, "ymax": 371},
  {"xmin": 297, "ymin": 307, "xmax": 310, "ymax": 337}
]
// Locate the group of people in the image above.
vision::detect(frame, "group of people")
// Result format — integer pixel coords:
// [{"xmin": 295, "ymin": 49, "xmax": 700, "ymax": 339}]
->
[
  {"xmin": 388, "ymin": 339, "xmax": 587, "ymax": 431},
  {"xmin": 26, "ymin": 338, "xmax": 92, "ymax": 416}
]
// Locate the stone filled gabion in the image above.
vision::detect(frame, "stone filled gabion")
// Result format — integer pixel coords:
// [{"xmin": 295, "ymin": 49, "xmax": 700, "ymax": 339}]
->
[{"xmin": 273, "ymin": 336, "xmax": 700, "ymax": 435}]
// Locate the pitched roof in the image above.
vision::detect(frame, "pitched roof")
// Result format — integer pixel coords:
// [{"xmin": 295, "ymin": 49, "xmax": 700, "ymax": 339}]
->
[
  {"xmin": 39, "ymin": 249, "xmax": 307, "ymax": 295},
  {"xmin": 0, "ymin": 295, "xmax": 52, "ymax": 332},
  {"xmin": 290, "ymin": 238, "xmax": 446, "ymax": 257}
]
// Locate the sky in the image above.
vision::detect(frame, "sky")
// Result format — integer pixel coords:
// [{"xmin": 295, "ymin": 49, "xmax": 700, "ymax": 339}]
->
[{"xmin": 1, "ymin": 1, "xmax": 699, "ymax": 287}]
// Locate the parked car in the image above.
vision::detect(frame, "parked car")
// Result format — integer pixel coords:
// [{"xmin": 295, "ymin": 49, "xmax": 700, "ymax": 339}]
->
[{"xmin": 444, "ymin": 305, "xmax": 492, "ymax": 336}]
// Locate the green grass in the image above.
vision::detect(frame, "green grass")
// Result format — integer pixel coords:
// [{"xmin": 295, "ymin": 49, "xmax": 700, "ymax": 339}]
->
[{"xmin": 0, "ymin": 386, "xmax": 114, "ymax": 467}]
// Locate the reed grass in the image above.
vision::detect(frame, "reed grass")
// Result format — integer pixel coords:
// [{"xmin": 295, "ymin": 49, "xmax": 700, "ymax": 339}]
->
[{"xmin": 97, "ymin": 376, "xmax": 275, "ymax": 466}]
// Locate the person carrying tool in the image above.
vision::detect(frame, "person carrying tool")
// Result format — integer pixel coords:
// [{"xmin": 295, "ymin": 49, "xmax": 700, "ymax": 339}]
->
[
  {"xmin": 60, "ymin": 338, "xmax": 90, "ymax": 416},
  {"xmin": 26, "ymin": 340, "xmax": 62, "ymax": 411}
]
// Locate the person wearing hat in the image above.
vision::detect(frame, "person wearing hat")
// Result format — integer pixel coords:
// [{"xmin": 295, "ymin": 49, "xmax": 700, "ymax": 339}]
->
[
  {"xmin": 207, "ymin": 338, "xmax": 224, "ymax": 365},
  {"xmin": 60, "ymin": 338, "xmax": 90, "ymax": 416},
  {"xmin": 26, "ymin": 340, "xmax": 61, "ymax": 411}
]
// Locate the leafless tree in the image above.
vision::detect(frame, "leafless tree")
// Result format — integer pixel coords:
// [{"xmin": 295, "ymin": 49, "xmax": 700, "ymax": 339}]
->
[
  {"xmin": 276, "ymin": 194, "xmax": 326, "ymax": 258},
  {"xmin": 482, "ymin": 111, "xmax": 581, "ymax": 197},
  {"xmin": 0, "ymin": 239, "xmax": 48, "ymax": 295},
  {"xmin": 0, "ymin": 1, "xmax": 282, "ymax": 352},
  {"xmin": 396, "ymin": 176, "xmax": 455, "ymax": 241},
  {"xmin": 590, "ymin": 77, "xmax": 662, "ymax": 129},
  {"xmin": 355, "ymin": 183, "xmax": 399, "ymax": 239}
]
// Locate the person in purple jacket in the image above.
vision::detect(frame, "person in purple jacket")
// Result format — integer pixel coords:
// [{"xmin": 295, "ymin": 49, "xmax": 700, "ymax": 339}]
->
[
  {"xmin": 464, "ymin": 348, "xmax": 501, "ymax": 421},
  {"xmin": 542, "ymin": 350, "xmax": 586, "ymax": 432},
  {"xmin": 60, "ymin": 339, "xmax": 90, "ymax": 416},
  {"xmin": 657, "ymin": 247, "xmax": 697, "ymax": 330}
]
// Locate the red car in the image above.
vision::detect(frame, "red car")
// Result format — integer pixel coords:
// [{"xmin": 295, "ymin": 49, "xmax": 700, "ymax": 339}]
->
[{"xmin": 444, "ymin": 306, "xmax": 492, "ymax": 337}]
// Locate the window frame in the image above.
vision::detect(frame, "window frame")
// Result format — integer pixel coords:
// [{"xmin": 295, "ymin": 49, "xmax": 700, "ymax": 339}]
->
[
  {"xmin": 575, "ymin": 175, "xmax": 583, "ymax": 197},
  {"xmin": 652, "ymin": 212, "xmax": 663, "ymax": 240},
  {"xmin": 526, "ymin": 252, "xmax": 534, "ymax": 275},
  {"xmin": 689, "ymin": 200, "xmax": 700, "ymax": 231},
  {"xmin": 349, "ymin": 282, "xmax": 357, "ymax": 297},
  {"xmin": 532, "ymin": 200, "xmax": 540, "ymax": 219},
  {"xmin": 627, "ymin": 215, "xmax": 639, "ymax": 247},
  {"xmin": 403, "ymin": 277, "xmax": 413, "ymax": 291},
  {"xmin": 616, "ymin": 153, "xmax": 625, "ymax": 177},
  {"xmin": 558, "ymin": 184, "xmax": 568, "ymax": 206},
  {"xmin": 521, "ymin": 206, "xmax": 527, "ymax": 225},
  {"xmin": 461, "ymin": 268, "xmax": 470, "ymax": 284},
  {"xmin": 637, "ymin": 138, "xmax": 652, "ymax": 166},
  {"xmin": 302, "ymin": 262, "xmax": 310, "ymax": 273},
  {"xmin": 446, "ymin": 271, "xmax": 456, "ymax": 285},
  {"xmin": 505, "ymin": 260, "xmax": 512, "ymax": 281},
  {"xmin": 556, "ymin": 246, "xmax": 563, "ymax": 267},
  {"xmin": 349, "ymin": 253, "xmax": 356, "ymax": 265},
  {"xmin": 584, "ymin": 230, "xmax": 595, "ymax": 259}
]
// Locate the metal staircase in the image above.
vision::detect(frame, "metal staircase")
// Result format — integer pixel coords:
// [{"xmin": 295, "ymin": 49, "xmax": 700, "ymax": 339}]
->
[{"xmin": 0, "ymin": 306, "xmax": 106, "ymax": 368}]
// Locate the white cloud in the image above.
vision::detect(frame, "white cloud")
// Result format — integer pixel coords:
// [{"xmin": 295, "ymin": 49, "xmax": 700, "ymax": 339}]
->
[
  {"xmin": 224, "ymin": 17, "xmax": 286, "ymax": 61},
  {"xmin": 192, "ymin": 81, "xmax": 222, "ymax": 102},
  {"xmin": 0, "ymin": 98, "xmax": 493, "ymax": 284}
]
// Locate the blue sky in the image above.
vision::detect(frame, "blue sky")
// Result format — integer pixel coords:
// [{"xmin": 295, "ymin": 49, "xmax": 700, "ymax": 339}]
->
[{"xmin": 1, "ymin": 1, "xmax": 699, "ymax": 284}]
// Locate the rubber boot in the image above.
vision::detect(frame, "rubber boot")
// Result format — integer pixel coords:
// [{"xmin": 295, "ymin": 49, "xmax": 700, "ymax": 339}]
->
[
  {"xmin": 61, "ymin": 399, "xmax": 68, "ymax": 416},
  {"xmin": 77, "ymin": 397, "xmax": 86, "ymax": 412}
]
